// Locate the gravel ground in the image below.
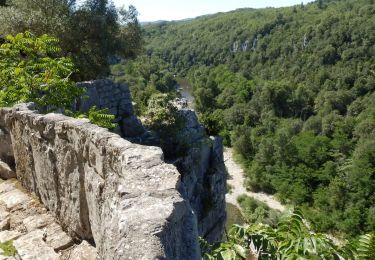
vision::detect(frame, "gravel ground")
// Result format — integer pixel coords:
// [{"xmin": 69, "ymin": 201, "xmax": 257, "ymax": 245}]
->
[{"xmin": 224, "ymin": 148, "xmax": 285, "ymax": 212}]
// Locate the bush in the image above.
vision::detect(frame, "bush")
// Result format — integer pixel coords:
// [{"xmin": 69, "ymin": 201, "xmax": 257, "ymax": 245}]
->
[
  {"xmin": 144, "ymin": 93, "xmax": 188, "ymax": 157},
  {"xmin": 0, "ymin": 32, "xmax": 117, "ymax": 130},
  {"xmin": 0, "ymin": 32, "xmax": 82, "ymax": 111}
]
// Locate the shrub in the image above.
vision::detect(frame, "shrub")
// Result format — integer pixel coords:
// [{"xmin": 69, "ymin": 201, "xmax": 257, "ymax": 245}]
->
[{"xmin": 0, "ymin": 32, "xmax": 82, "ymax": 111}]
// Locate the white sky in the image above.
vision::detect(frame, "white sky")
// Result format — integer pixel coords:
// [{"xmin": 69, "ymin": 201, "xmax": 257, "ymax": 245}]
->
[{"xmin": 113, "ymin": 0, "xmax": 315, "ymax": 21}]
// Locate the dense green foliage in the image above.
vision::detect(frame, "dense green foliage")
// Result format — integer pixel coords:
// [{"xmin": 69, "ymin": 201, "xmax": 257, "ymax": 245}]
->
[
  {"xmin": 65, "ymin": 105, "xmax": 117, "ymax": 129},
  {"xmin": 237, "ymin": 195, "xmax": 281, "ymax": 227},
  {"xmin": 143, "ymin": 0, "xmax": 375, "ymax": 238},
  {"xmin": 0, "ymin": 32, "xmax": 116, "ymax": 129},
  {"xmin": 0, "ymin": 0, "xmax": 142, "ymax": 80},
  {"xmin": 144, "ymin": 93, "xmax": 188, "ymax": 157},
  {"xmin": 111, "ymin": 55, "xmax": 177, "ymax": 115},
  {"xmin": 201, "ymin": 209, "xmax": 375, "ymax": 259},
  {"xmin": 0, "ymin": 32, "xmax": 82, "ymax": 110}
]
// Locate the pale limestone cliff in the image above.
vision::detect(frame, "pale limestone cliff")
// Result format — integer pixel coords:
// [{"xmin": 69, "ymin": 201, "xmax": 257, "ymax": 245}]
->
[
  {"xmin": 0, "ymin": 103, "xmax": 199, "ymax": 259},
  {"xmin": 75, "ymin": 80, "xmax": 227, "ymax": 243}
]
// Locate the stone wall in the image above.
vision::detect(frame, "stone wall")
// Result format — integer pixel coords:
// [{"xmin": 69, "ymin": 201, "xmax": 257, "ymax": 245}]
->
[{"xmin": 0, "ymin": 104, "xmax": 199, "ymax": 259}]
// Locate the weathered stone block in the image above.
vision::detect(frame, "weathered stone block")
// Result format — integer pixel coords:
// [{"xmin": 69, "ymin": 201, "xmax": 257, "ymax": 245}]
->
[{"xmin": 0, "ymin": 160, "xmax": 15, "ymax": 179}]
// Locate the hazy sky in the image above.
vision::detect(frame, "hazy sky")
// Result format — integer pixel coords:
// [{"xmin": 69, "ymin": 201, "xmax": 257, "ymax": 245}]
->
[{"xmin": 113, "ymin": 0, "xmax": 315, "ymax": 21}]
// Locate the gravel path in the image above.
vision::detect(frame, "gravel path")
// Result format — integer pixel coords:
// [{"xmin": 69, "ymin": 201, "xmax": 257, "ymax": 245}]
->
[{"xmin": 224, "ymin": 148, "xmax": 285, "ymax": 212}]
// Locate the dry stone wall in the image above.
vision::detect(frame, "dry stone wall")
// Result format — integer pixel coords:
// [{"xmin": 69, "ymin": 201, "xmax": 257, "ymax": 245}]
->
[{"xmin": 0, "ymin": 103, "xmax": 199, "ymax": 260}]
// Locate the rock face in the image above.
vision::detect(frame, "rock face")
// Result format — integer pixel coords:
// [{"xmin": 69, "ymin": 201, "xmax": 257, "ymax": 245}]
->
[
  {"xmin": 0, "ymin": 104, "xmax": 199, "ymax": 259},
  {"xmin": 0, "ymin": 160, "xmax": 15, "ymax": 179},
  {"xmin": 76, "ymin": 80, "xmax": 145, "ymax": 138},
  {"xmin": 76, "ymin": 80, "xmax": 227, "ymax": 242},
  {"xmin": 0, "ymin": 127, "xmax": 14, "ymax": 168},
  {"xmin": 0, "ymin": 80, "xmax": 227, "ymax": 258},
  {"xmin": 175, "ymin": 110, "xmax": 226, "ymax": 242}
]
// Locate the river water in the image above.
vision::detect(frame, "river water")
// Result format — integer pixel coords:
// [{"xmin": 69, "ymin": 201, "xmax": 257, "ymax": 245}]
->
[{"xmin": 176, "ymin": 78, "xmax": 194, "ymax": 108}]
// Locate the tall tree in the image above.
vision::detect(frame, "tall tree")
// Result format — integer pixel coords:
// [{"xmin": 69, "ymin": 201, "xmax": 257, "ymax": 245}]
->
[{"xmin": 0, "ymin": 0, "xmax": 142, "ymax": 80}]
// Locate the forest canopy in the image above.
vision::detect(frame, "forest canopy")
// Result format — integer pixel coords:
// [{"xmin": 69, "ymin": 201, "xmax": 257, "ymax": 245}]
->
[
  {"xmin": 139, "ymin": 0, "xmax": 375, "ymax": 238},
  {"xmin": 0, "ymin": 0, "xmax": 143, "ymax": 80}
]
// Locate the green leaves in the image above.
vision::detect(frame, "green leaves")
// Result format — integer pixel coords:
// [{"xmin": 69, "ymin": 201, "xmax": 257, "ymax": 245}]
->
[
  {"xmin": 357, "ymin": 233, "xmax": 375, "ymax": 259},
  {"xmin": 201, "ymin": 209, "xmax": 373, "ymax": 259},
  {"xmin": 0, "ymin": 240, "xmax": 17, "ymax": 256},
  {"xmin": 87, "ymin": 106, "xmax": 117, "ymax": 130},
  {"xmin": 65, "ymin": 106, "xmax": 118, "ymax": 130},
  {"xmin": 0, "ymin": 31, "xmax": 82, "ymax": 111}
]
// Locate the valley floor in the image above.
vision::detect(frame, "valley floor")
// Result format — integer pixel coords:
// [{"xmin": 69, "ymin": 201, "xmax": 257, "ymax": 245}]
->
[{"xmin": 224, "ymin": 148, "xmax": 285, "ymax": 212}]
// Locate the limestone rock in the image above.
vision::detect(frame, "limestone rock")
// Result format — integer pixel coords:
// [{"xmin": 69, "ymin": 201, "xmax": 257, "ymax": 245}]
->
[
  {"xmin": 22, "ymin": 214, "xmax": 54, "ymax": 232},
  {"xmin": 0, "ymin": 128, "xmax": 13, "ymax": 167},
  {"xmin": 0, "ymin": 208, "xmax": 9, "ymax": 231},
  {"xmin": 0, "ymin": 104, "xmax": 200, "ymax": 259},
  {"xmin": 0, "ymin": 230, "xmax": 21, "ymax": 243},
  {"xmin": 68, "ymin": 241, "xmax": 97, "ymax": 260},
  {"xmin": 0, "ymin": 81, "xmax": 227, "ymax": 258},
  {"xmin": 13, "ymin": 230, "xmax": 60, "ymax": 260},
  {"xmin": 44, "ymin": 223, "xmax": 74, "ymax": 251},
  {"xmin": 75, "ymin": 80, "xmax": 145, "ymax": 138},
  {"xmin": 0, "ymin": 161, "xmax": 15, "ymax": 180},
  {"xmin": 176, "ymin": 110, "xmax": 227, "ymax": 243},
  {"xmin": 0, "ymin": 189, "xmax": 30, "ymax": 210}
]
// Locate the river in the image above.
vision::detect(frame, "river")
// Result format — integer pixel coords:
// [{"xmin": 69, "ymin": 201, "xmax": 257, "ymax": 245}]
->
[{"xmin": 176, "ymin": 78, "xmax": 194, "ymax": 108}]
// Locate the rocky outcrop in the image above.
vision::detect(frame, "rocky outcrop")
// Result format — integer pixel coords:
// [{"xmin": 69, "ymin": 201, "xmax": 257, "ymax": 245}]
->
[
  {"xmin": 175, "ymin": 110, "xmax": 226, "ymax": 243},
  {"xmin": 0, "ymin": 103, "xmax": 199, "ymax": 259},
  {"xmin": 0, "ymin": 126, "xmax": 14, "ymax": 168},
  {"xmin": 76, "ymin": 80, "xmax": 227, "ymax": 242},
  {"xmin": 0, "ymin": 160, "xmax": 15, "ymax": 179},
  {"xmin": 76, "ymin": 80, "xmax": 145, "ymax": 138},
  {"xmin": 0, "ymin": 80, "xmax": 227, "ymax": 258}
]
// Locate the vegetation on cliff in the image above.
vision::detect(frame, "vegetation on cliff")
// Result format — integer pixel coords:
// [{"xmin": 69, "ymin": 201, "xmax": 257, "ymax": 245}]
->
[
  {"xmin": 0, "ymin": 240, "xmax": 17, "ymax": 257},
  {"xmin": 111, "ymin": 55, "xmax": 177, "ymax": 115},
  {"xmin": 141, "ymin": 0, "xmax": 375, "ymax": 238}
]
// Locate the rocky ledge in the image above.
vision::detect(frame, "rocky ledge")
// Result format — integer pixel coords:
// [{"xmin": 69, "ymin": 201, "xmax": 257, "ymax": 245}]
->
[
  {"xmin": 0, "ymin": 103, "xmax": 199, "ymax": 259},
  {"xmin": 0, "ymin": 178, "xmax": 97, "ymax": 260}
]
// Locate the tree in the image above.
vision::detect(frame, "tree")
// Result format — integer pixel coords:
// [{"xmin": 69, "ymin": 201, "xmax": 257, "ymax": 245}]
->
[
  {"xmin": 201, "ymin": 209, "xmax": 357, "ymax": 259},
  {"xmin": 0, "ymin": 0, "xmax": 143, "ymax": 80},
  {"xmin": 144, "ymin": 93, "xmax": 187, "ymax": 157},
  {"xmin": 0, "ymin": 31, "xmax": 118, "ymax": 129},
  {"xmin": 318, "ymin": 0, "xmax": 324, "ymax": 9},
  {"xmin": 0, "ymin": 32, "xmax": 82, "ymax": 111},
  {"xmin": 118, "ymin": 5, "xmax": 143, "ymax": 58}
]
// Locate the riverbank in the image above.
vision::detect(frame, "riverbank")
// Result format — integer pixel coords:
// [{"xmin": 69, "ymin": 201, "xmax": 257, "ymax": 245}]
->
[{"xmin": 224, "ymin": 148, "xmax": 285, "ymax": 212}]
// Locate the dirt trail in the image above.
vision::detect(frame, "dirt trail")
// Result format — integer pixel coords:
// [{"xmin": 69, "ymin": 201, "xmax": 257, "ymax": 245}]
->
[{"xmin": 224, "ymin": 148, "xmax": 285, "ymax": 212}]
